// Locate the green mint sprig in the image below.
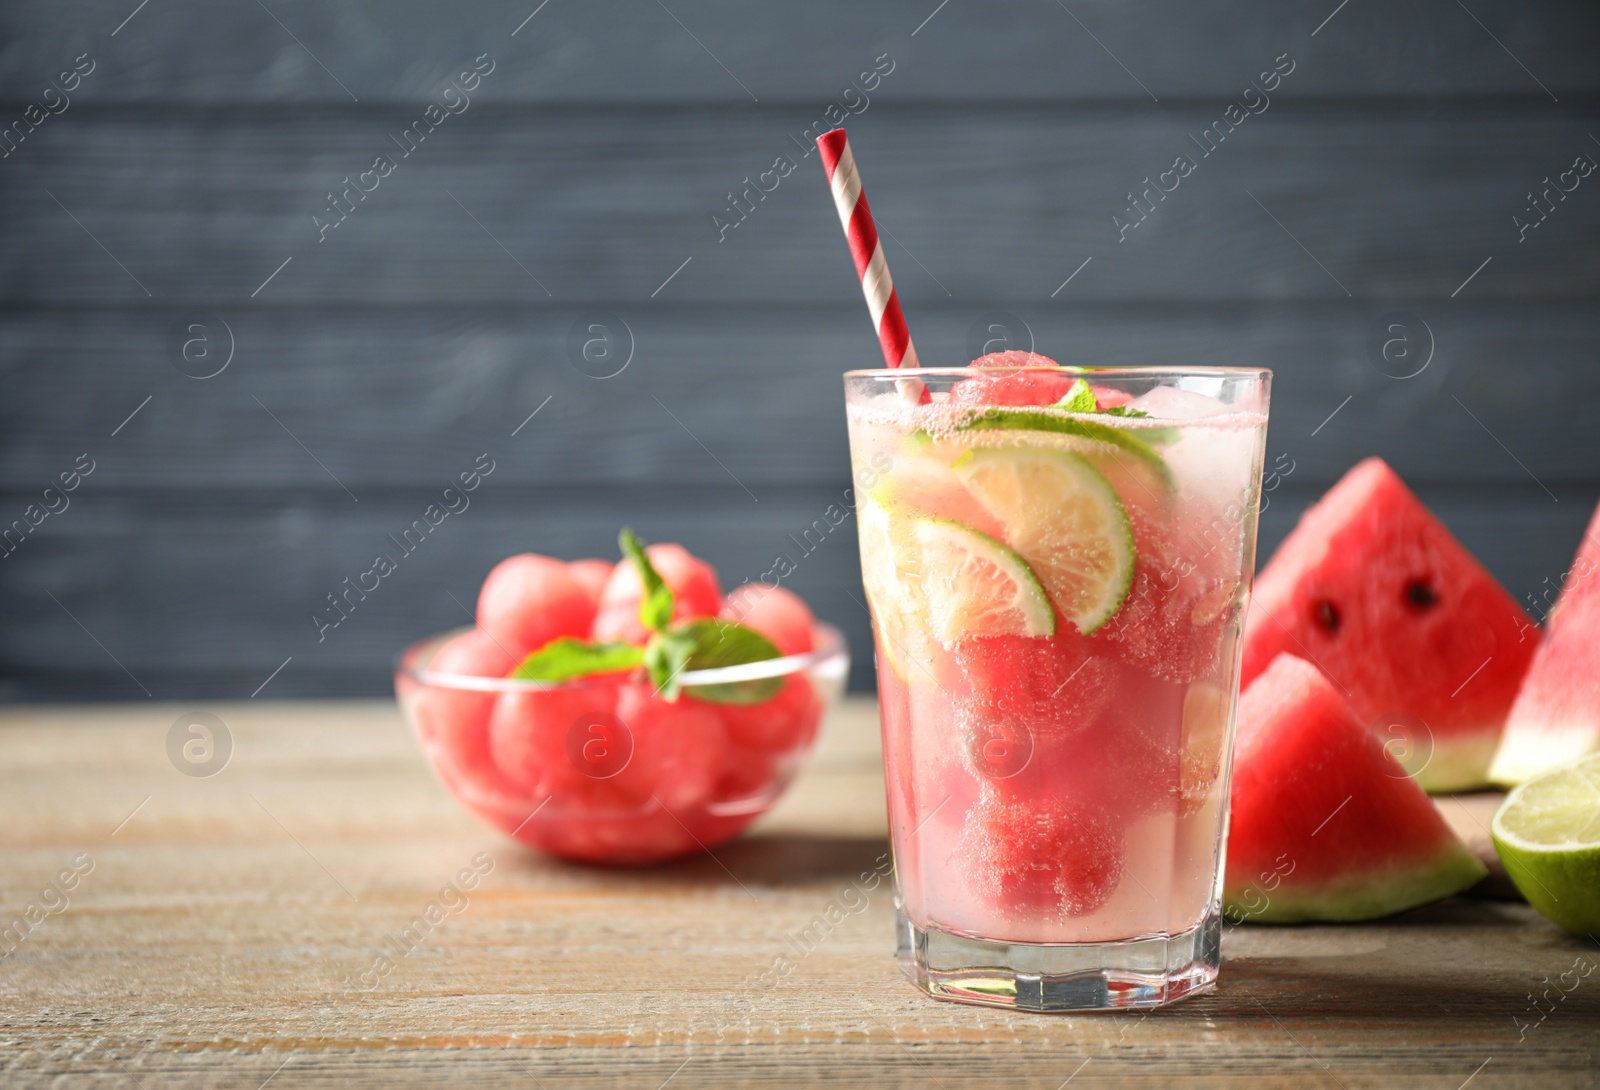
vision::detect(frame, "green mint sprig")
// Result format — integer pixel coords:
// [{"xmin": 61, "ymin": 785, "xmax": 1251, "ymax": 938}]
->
[
  {"xmin": 1056, "ymin": 378, "xmax": 1098, "ymax": 413},
  {"xmin": 619, "ymin": 527, "xmax": 674, "ymax": 634},
  {"xmin": 510, "ymin": 637, "xmax": 643, "ymax": 681},
  {"xmin": 645, "ymin": 617, "xmax": 783, "ymax": 704},
  {"xmin": 1055, "ymin": 378, "xmax": 1150, "ymax": 418},
  {"xmin": 507, "ymin": 528, "xmax": 783, "ymax": 704}
]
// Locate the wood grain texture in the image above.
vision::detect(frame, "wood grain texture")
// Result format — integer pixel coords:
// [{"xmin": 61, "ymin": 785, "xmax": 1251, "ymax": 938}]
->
[
  {"xmin": 2, "ymin": 0, "xmax": 1597, "ymax": 703},
  {"xmin": 4, "ymin": 0, "xmax": 1597, "ymax": 104},
  {"xmin": 0, "ymin": 488, "xmax": 1593, "ymax": 701},
  {"xmin": 3, "ymin": 304, "xmax": 1599, "ymax": 490},
  {"xmin": 1, "ymin": 698, "xmax": 1596, "ymax": 1088},
  {"xmin": 3, "ymin": 109, "xmax": 1597, "ymax": 306},
  {"xmin": 0, "ymin": 489, "xmax": 874, "ymax": 700}
]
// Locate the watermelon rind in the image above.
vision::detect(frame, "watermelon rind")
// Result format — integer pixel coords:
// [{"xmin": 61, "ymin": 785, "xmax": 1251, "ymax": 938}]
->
[
  {"xmin": 1487, "ymin": 507, "xmax": 1600, "ymax": 787},
  {"xmin": 1489, "ymin": 724, "xmax": 1599, "ymax": 789},
  {"xmin": 1224, "ymin": 845, "xmax": 1487, "ymax": 924},
  {"xmin": 1407, "ymin": 730, "xmax": 1507, "ymax": 796},
  {"xmin": 1225, "ymin": 654, "xmax": 1489, "ymax": 924}
]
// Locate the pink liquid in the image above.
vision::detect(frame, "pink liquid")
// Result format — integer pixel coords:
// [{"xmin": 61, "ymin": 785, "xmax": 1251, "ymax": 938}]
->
[{"xmin": 851, "ymin": 391, "xmax": 1266, "ymax": 945}]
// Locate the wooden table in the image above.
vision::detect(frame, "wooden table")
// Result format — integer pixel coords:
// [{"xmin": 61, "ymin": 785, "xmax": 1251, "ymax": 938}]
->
[{"xmin": 2, "ymin": 698, "xmax": 1596, "ymax": 1088}]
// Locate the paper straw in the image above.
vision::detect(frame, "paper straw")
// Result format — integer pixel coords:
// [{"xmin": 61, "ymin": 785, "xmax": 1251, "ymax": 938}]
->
[{"xmin": 816, "ymin": 129, "xmax": 923, "ymax": 376}]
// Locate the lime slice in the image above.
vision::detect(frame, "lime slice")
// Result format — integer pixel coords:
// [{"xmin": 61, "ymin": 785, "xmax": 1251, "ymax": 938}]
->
[
  {"xmin": 953, "ymin": 446, "xmax": 1135, "ymax": 635},
  {"xmin": 856, "ymin": 498, "xmax": 929, "ymax": 678},
  {"xmin": 955, "ymin": 407, "xmax": 1174, "ymax": 493},
  {"xmin": 911, "ymin": 518, "xmax": 1056, "ymax": 644},
  {"xmin": 1491, "ymin": 752, "xmax": 1600, "ymax": 936}
]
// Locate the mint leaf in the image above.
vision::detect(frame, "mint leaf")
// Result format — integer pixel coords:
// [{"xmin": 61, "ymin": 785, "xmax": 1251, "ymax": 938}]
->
[
  {"xmin": 619, "ymin": 527, "xmax": 674, "ymax": 633},
  {"xmin": 1056, "ymin": 378, "xmax": 1097, "ymax": 413},
  {"xmin": 1096, "ymin": 404, "xmax": 1179, "ymax": 447},
  {"xmin": 644, "ymin": 618, "xmax": 784, "ymax": 704},
  {"xmin": 511, "ymin": 637, "xmax": 643, "ymax": 682},
  {"xmin": 643, "ymin": 627, "xmax": 699, "ymax": 701}
]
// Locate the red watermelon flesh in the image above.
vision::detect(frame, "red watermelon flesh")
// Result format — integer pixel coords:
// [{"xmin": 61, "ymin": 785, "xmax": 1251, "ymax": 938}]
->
[
  {"xmin": 1241, "ymin": 458, "xmax": 1538, "ymax": 792},
  {"xmin": 1225, "ymin": 654, "xmax": 1487, "ymax": 922},
  {"xmin": 1490, "ymin": 501, "xmax": 1600, "ymax": 784}
]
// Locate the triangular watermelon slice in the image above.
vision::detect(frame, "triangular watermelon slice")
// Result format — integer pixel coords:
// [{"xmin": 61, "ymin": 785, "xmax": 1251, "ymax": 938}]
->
[
  {"xmin": 1489, "ymin": 501, "xmax": 1600, "ymax": 785},
  {"xmin": 1242, "ymin": 458, "xmax": 1539, "ymax": 793},
  {"xmin": 1225, "ymin": 654, "xmax": 1488, "ymax": 922}
]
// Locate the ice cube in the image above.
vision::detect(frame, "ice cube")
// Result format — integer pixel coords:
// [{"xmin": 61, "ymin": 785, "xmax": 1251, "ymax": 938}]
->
[{"xmin": 1125, "ymin": 385, "xmax": 1230, "ymax": 420}]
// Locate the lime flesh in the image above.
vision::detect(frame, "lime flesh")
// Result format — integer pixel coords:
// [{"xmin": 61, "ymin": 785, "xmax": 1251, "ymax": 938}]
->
[
  {"xmin": 953, "ymin": 446, "xmax": 1135, "ymax": 634},
  {"xmin": 911, "ymin": 517, "xmax": 1056, "ymax": 644},
  {"xmin": 1491, "ymin": 752, "xmax": 1600, "ymax": 935}
]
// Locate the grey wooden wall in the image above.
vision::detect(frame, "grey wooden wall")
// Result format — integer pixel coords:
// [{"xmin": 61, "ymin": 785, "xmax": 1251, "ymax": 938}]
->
[{"xmin": 2, "ymin": 0, "xmax": 1597, "ymax": 701}]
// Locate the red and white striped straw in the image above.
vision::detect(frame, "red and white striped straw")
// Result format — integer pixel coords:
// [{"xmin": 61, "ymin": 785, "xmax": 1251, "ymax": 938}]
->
[{"xmin": 816, "ymin": 129, "xmax": 922, "ymax": 374}]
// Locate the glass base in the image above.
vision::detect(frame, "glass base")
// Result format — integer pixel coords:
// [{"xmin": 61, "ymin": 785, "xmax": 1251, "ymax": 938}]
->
[{"xmin": 896, "ymin": 909, "xmax": 1221, "ymax": 1012}]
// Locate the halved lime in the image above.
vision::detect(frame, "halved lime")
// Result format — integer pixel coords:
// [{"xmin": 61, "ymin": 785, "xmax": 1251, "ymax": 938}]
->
[
  {"xmin": 911, "ymin": 518, "xmax": 1056, "ymax": 644},
  {"xmin": 953, "ymin": 447, "xmax": 1135, "ymax": 634},
  {"xmin": 1491, "ymin": 751, "xmax": 1600, "ymax": 936},
  {"xmin": 955, "ymin": 407, "xmax": 1174, "ymax": 493}
]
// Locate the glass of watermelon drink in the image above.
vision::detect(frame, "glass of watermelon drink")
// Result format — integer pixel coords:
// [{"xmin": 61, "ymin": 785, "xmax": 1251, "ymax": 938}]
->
[{"xmin": 845, "ymin": 362, "xmax": 1270, "ymax": 1011}]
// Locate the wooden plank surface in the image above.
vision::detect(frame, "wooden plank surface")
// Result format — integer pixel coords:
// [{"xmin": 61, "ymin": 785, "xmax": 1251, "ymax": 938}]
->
[
  {"xmin": 4, "ymin": 109, "xmax": 1597, "ymax": 306},
  {"xmin": 4, "ymin": 304, "xmax": 1600, "ymax": 490},
  {"xmin": 2, "ymin": 697, "xmax": 1597, "ymax": 1088},
  {"xmin": 1, "ymin": 489, "xmax": 1594, "ymax": 702},
  {"xmin": 3, "ymin": 0, "xmax": 1598, "ymax": 706}
]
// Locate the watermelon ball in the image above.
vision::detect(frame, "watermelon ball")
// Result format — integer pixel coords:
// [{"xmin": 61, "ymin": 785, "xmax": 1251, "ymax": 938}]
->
[
  {"xmin": 567, "ymin": 558, "xmax": 613, "ymax": 608},
  {"xmin": 411, "ymin": 630, "xmax": 522, "ymax": 803},
  {"xmin": 968, "ymin": 350, "xmax": 1063, "ymax": 369},
  {"xmin": 485, "ymin": 682, "xmax": 733, "ymax": 864},
  {"xmin": 951, "ymin": 350, "xmax": 1079, "ymax": 408},
  {"xmin": 721, "ymin": 584, "xmax": 815, "ymax": 655},
  {"xmin": 962, "ymin": 787, "xmax": 1126, "ymax": 919},
  {"xmin": 712, "ymin": 743, "xmax": 785, "ymax": 806},
  {"xmin": 591, "ymin": 543, "xmax": 723, "ymax": 645},
  {"xmin": 1090, "ymin": 384, "xmax": 1133, "ymax": 410},
  {"xmin": 952, "ymin": 633, "xmax": 1112, "ymax": 740},
  {"xmin": 611, "ymin": 686, "xmax": 727, "ymax": 813},
  {"xmin": 490, "ymin": 682, "xmax": 720, "ymax": 815},
  {"xmin": 477, "ymin": 554, "xmax": 597, "ymax": 659},
  {"xmin": 487, "ymin": 684, "xmax": 620, "ymax": 801},
  {"xmin": 718, "ymin": 675, "xmax": 822, "ymax": 754}
]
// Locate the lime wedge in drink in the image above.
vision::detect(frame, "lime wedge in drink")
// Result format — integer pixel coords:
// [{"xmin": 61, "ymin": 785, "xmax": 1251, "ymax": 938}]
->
[
  {"xmin": 1491, "ymin": 751, "xmax": 1600, "ymax": 935},
  {"xmin": 857, "ymin": 497, "xmax": 930, "ymax": 677},
  {"xmin": 953, "ymin": 446, "xmax": 1135, "ymax": 635},
  {"xmin": 955, "ymin": 407, "xmax": 1174, "ymax": 494},
  {"xmin": 912, "ymin": 518, "xmax": 1056, "ymax": 644}
]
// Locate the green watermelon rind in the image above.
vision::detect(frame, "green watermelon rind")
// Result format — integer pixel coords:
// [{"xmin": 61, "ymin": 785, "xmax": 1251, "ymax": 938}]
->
[
  {"xmin": 1223, "ymin": 844, "xmax": 1487, "ymax": 924},
  {"xmin": 1411, "ymin": 729, "xmax": 1507, "ymax": 796}
]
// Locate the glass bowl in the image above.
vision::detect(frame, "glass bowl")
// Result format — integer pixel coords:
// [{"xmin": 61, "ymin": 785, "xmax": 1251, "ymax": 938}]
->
[{"xmin": 395, "ymin": 624, "xmax": 849, "ymax": 864}]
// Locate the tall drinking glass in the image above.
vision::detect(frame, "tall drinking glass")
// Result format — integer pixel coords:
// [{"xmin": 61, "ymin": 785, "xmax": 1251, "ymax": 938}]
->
[{"xmin": 845, "ymin": 366, "xmax": 1271, "ymax": 1011}]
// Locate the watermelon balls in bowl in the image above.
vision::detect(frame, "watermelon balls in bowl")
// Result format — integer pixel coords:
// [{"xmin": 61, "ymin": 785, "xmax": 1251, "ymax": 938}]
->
[{"xmin": 395, "ymin": 530, "xmax": 848, "ymax": 865}]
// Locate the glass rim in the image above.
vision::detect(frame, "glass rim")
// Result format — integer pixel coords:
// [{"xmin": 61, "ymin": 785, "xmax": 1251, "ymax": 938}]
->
[
  {"xmin": 844, "ymin": 365, "xmax": 1272, "ymax": 380},
  {"xmin": 396, "ymin": 622, "xmax": 848, "ymax": 693}
]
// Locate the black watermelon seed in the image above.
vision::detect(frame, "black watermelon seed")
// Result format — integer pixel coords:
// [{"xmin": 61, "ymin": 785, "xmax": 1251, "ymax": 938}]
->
[
  {"xmin": 1404, "ymin": 580, "xmax": 1439, "ymax": 609},
  {"xmin": 1314, "ymin": 599, "xmax": 1341, "ymax": 633}
]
